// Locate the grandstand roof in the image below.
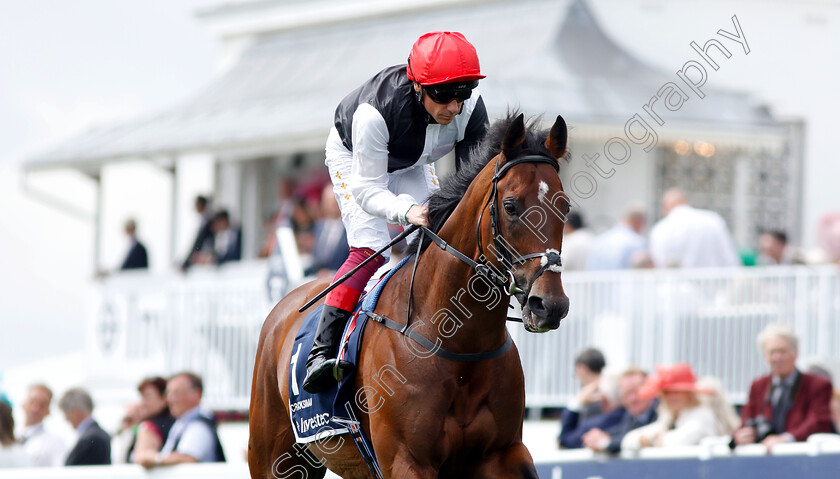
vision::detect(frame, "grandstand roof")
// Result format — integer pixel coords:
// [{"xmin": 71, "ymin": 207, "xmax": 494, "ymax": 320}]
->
[{"xmin": 25, "ymin": 0, "xmax": 782, "ymax": 175}]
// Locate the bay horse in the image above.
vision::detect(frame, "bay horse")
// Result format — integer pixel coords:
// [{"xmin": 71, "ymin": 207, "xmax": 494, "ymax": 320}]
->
[{"xmin": 249, "ymin": 113, "xmax": 571, "ymax": 478}]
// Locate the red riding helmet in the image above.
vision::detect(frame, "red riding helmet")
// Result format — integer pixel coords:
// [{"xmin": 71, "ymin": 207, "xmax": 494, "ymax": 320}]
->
[{"xmin": 406, "ymin": 31, "xmax": 486, "ymax": 85}]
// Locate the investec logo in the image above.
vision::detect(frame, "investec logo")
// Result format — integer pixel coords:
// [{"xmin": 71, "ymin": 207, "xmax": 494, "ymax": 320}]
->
[{"xmin": 299, "ymin": 413, "xmax": 331, "ymax": 433}]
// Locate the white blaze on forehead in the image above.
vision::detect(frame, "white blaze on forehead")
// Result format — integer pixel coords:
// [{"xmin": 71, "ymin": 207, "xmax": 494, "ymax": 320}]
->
[{"xmin": 538, "ymin": 181, "xmax": 549, "ymax": 203}]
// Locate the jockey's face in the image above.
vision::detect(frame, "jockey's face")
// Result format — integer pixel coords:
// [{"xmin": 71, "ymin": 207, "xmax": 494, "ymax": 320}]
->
[{"xmin": 414, "ymin": 83, "xmax": 462, "ymax": 125}]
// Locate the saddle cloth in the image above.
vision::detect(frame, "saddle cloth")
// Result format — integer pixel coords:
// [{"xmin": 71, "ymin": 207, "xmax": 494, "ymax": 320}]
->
[{"xmin": 287, "ymin": 256, "xmax": 411, "ymax": 444}]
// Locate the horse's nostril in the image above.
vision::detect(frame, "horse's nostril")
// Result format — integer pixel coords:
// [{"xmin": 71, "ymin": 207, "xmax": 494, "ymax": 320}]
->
[{"xmin": 528, "ymin": 296, "xmax": 547, "ymax": 315}]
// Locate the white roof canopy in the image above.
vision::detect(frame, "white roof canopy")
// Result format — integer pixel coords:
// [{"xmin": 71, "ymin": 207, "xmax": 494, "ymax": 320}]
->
[{"xmin": 25, "ymin": 0, "xmax": 783, "ymax": 174}]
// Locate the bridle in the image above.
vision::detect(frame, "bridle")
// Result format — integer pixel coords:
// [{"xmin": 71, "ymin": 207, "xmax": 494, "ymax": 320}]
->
[
  {"xmin": 413, "ymin": 153, "xmax": 565, "ymax": 318},
  {"xmin": 480, "ymin": 153, "xmax": 564, "ymax": 299}
]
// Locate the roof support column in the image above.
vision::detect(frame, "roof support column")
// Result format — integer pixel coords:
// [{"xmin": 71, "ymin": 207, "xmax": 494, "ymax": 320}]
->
[
  {"xmin": 93, "ymin": 173, "xmax": 103, "ymax": 274},
  {"xmin": 168, "ymin": 162, "xmax": 179, "ymax": 268}
]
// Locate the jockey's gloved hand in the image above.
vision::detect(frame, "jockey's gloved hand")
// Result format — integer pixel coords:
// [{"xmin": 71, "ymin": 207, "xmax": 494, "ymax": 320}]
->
[{"xmin": 405, "ymin": 204, "xmax": 430, "ymax": 227}]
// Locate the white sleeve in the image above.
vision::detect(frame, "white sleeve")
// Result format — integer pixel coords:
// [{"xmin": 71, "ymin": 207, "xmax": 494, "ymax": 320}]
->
[
  {"xmin": 174, "ymin": 421, "xmax": 217, "ymax": 462},
  {"xmin": 660, "ymin": 407, "xmax": 718, "ymax": 446},
  {"xmin": 349, "ymin": 103, "xmax": 418, "ymax": 225},
  {"xmin": 620, "ymin": 421, "xmax": 664, "ymax": 452},
  {"xmin": 713, "ymin": 215, "xmax": 741, "ymax": 267},
  {"xmin": 648, "ymin": 222, "xmax": 668, "ymax": 268}
]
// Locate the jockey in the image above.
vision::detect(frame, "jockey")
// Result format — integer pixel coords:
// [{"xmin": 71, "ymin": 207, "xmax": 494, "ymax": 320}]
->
[{"xmin": 302, "ymin": 31, "xmax": 489, "ymax": 393}]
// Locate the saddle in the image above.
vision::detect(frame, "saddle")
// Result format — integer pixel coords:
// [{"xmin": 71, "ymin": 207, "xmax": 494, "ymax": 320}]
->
[{"xmin": 286, "ymin": 257, "xmax": 411, "ymax": 464}]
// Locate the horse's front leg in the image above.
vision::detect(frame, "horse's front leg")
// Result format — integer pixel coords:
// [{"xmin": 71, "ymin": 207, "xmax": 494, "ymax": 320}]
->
[{"xmin": 474, "ymin": 442, "xmax": 539, "ymax": 479}]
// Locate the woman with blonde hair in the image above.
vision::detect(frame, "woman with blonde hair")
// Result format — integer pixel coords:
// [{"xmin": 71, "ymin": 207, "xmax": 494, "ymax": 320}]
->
[
  {"xmin": 622, "ymin": 363, "xmax": 726, "ymax": 451},
  {"xmin": 697, "ymin": 376, "xmax": 741, "ymax": 435}
]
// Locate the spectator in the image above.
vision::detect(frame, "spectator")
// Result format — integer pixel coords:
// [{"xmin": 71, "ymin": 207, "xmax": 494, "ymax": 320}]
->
[
  {"xmin": 191, "ymin": 211, "xmax": 242, "ymax": 265},
  {"xmin": 621, "ymin": 363, "xmax": 723, "ymax": 451},
  {"xmin": 696, "ymin": 376, "xmax": 741, "ymax": 436},
  {"xmin": 0, "ymin": 402, "xmax": 30, "ymax": 468},
  {"xmin": 815, "ymin": 211, "xmax": 840, "ymax": 263},
  {"xmin": 758, "ymin": 230, "xmax": 803, "ymax": 266},
  {"xmin": 182, "ymin": 195, "xmax": 214, "ymax": 271},
  {"xmin": 629, "ymin": 250, "xmax": 655, "ymax": 269},
  {"xmin": 732, "ymin": 324, "xmax": 833, "ymax": 450},
  {"xmin": 580, "ymin": 367, "xmax": 659, "ymax": 454},
  {"xmin": 304, "ymin": 184, "xmax": 350, "ymax": 278},
  {"xmin": 832, "ymin": 390, "xmax": 840, "ymax": 434},
  {"xmin": 130, "ymin": 377, "xmax": 175, "ymax": 463},
  {"xmin": 114, "ymin": 402, "xmax": 144, "ymax": 464},
  {"xmin": 649, "ymin": 188, "xmax": 739, "ymax": 268},
  {"xmin": 560, "ymin": 212, "xmax": 593, "ymax": 271},
  {"xmin": 260, "ymin": 178, "xmax": 300, "ymax": 258},
  {"xmin": 59, "ymin": 388, "xmax": 111, "ymax": 466},
  {"xmin": 261, "ymin": 177, "xmax": 324, "ymax": 259},
  {"xmin": 211, "ymin": 211, "xmax": 242, "ymax": 265},
  {"xmin": 135, "ymin": 372, "xmax": 225, "ymax": 467},
  {"xmin": 586, "ymin": 205, "xmax": 647, "ymax": 270},
  {"xmin": 19, "ymin": 384, "xmax": 66, "ymax": 467},
  {"xmin": 803, "ymin": 365, "xmax": 839, "ymax": 434},
  {"xmin": 559, "ymin": 372, "xmax": 622, "ymax": 449},
  {"xmin": 572, "ymin": 348, "xmax": 607, "ymax": 421},
  {"xmin": 120, "ymin": 218, "xmax": 149, "ymax": 270}
]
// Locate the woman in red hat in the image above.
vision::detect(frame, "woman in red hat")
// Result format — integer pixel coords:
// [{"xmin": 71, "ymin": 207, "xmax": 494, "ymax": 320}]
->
[
  {"xmin": 621, "ymin": 363, "xmax": 734, "ymax": 451},
  {"xmin": 302, "ymin": 32, "xmax": 489, "ymax": 393}
]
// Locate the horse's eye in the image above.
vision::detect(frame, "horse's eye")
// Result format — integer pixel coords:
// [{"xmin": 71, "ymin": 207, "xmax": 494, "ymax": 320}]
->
[{"xmin": 504, "ymin": 201, "xmax": 518, "ymax": 216}]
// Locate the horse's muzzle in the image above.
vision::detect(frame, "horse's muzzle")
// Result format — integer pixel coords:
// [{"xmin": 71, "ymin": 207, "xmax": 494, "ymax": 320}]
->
[{"xmin": 524, "ymin": 294, "xmax": 569, "ymax": 332}]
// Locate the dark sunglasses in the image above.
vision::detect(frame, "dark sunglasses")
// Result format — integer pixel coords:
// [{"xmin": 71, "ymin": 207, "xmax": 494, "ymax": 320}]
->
[{"xmin": 423, "ymin": 80, "xmax": 478, "ymax": 104}]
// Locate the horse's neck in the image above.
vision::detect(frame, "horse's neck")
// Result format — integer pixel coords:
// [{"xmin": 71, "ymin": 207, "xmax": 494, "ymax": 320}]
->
[{"xmin": 408, "ymin": 230, "xmax": 510, "ymax": 354}]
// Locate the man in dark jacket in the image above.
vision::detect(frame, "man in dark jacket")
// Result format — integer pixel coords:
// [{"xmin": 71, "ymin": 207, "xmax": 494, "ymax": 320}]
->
[
  {"xmin": 182, "ymin": 195, "xmax": 214, "ymax": 271},
  {"xmin": 120, "ymin": 219, "xmax": 148, "ymax": 270},
  {"xmin": 560, "ymin": 367, "xmax": 658, "ymax": 453},
  {"xmin": 59, "ymin": 388, "xmax": 111, "ymax": 466}
]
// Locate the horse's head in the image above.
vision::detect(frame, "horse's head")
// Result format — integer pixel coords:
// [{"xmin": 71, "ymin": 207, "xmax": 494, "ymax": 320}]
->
[{"xmin": 483, "ymin": 113, "xmax": 570, "ymax": 332}]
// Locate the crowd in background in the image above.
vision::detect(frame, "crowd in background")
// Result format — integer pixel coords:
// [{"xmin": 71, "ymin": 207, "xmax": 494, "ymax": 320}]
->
[
  {"xmin": 558, "ymin": 323, "xmax": 840, "ymax": 456},
  {"xmin": 0, "ymin": 372, "xmax": 224, "ymax": 468},
  {"xmin": 102, "ymin": 165, "xmax": 840, "ymax": 279},
  {"xmin": 562, "ymin": 187, "xmax": 840, "ymax": 273}
]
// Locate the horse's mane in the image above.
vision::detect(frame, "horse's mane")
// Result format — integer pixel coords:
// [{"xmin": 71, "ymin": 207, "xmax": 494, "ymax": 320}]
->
[{"xmin": 407, "ymin": 111, "xmax": 554, "ymax": 254}]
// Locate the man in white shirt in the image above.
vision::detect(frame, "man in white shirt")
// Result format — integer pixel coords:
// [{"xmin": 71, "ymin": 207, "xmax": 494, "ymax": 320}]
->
[
  {"xmin": 19, "ymin": 384, "xmax": 66, "ymax": 467},
  {"xmin": 586, "ymin": 206, "xmax": 647, "ymax": 270},
  {"xmin": 649, "ymin": 188, "xmax": 739, "ymax": 268},
  {"xmin": 560, "ymin": 212, "xmax": 594, "ymax": 271},
  {"xmin": 135, "ymin": 372, "xmax": 224, "ymax": 467}
]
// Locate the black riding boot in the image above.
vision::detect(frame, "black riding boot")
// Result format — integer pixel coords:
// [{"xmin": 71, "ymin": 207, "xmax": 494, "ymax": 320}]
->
[{"xmin": 302, "ymin": 305, "xmax": 355, "ymax": 394}]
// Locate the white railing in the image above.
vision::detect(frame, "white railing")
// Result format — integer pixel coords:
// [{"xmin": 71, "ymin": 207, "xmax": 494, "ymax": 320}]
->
[
  {"xmin": 90, "ymin": 262, "xmax": 274, "ymax": 411},
  {"xmin": 1, "ymin": 440, "xmax": 838, "ymax": 479},
  {"xmin": 516, "ymin": 265, "xmax": 840, "ymax": 406},
  {"xmin": 0, "ymin": 464, "xmax": 251, "ymax": 479},
  {"xmin": 91, "ymin": 264, "xmax": 840, "ymax": 410}
]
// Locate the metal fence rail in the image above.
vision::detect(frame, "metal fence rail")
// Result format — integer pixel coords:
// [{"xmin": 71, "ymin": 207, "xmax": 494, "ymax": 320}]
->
[
  {"xmin": 516, "ymin": 265, "xmax": 840, "ymax": 406},
  {"xmin": 94, "ymin": 264, "xmax": 840, "ymax": 410}
]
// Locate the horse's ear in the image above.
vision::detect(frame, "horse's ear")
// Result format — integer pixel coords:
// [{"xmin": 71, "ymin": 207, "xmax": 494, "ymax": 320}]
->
[
  {"xmin": 502, "ymin": 113, "xmax": 527, "ymax": 158},
  {"xmin": 545, "ymin": 114, "xmax": 568, "ymax": 160}
]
